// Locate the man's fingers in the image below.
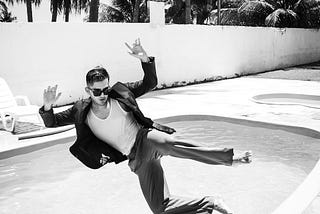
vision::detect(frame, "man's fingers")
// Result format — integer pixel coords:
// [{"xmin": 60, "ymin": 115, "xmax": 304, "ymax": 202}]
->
[
  {"xmin": 125, "ymin": 42, "xmax": 133, "ymax": 52},
  {"xmin": 55, "ymin": 92, "xmax": 62, "ymax": 101},
  {"xmin": 137, "ymin": 38, "xmax": 141, "ymax": 45}
]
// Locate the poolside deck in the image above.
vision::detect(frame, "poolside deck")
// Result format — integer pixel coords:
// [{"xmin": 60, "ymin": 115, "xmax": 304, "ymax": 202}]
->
[{"xmin": 0, "ymin": 62, "xmax": 320, "ymax": 213}]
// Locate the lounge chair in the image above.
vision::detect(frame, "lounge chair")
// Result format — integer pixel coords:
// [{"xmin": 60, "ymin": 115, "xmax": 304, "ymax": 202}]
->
[{"xmin": 0, "ymin": 77, "xmax": 43, "ymax": 131}]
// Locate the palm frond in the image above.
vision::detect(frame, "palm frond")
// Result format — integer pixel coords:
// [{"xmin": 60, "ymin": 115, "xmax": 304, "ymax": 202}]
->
[
  {"xmin": 221, "ymin": 8, "xmax": 240, "ymax": 25},
  {"xmin": 50, "ymin": 0, "xmax": 63, "ymax": 14},
  {"xmin": 0, "ymin": 1, "xmax": 8, "ymax": 11},
  {"xmin": 209, "ymin": 8, "xmax": 240, "ymax": 25},
  {"xmin": 0, "ymin": 0, "xmax": 16, "ymax": 22},
  {"xmin": 265, "ymin": 8, "xmax": 299, "ymax": 27},
  {"xmin": 238, "ymin": 0, "xmax": 274, "ymax": 26}
]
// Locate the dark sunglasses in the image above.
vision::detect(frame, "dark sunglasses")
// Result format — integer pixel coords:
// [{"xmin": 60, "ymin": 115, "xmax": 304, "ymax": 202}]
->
[{"xmin": 88, "ymin": 87, "xmax": 110, "ymax": 96}]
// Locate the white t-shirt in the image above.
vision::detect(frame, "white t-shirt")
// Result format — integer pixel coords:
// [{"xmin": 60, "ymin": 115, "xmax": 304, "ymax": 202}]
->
[{"xmin": 86, "ymin": 99, "xmax": 141, "ymax": 155}]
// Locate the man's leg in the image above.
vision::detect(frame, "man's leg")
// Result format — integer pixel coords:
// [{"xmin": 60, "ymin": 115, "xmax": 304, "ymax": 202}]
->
[
  {"xmin": 146, "ymin": 129, "xmax": 236, "ymax": 166},
  {"xmin": 135, "ymin": 158, "xmax": 232, "ymax": 214},
  {"xmin": 129, "ymin": 129, "xmax": 235, "ymax": 214}
]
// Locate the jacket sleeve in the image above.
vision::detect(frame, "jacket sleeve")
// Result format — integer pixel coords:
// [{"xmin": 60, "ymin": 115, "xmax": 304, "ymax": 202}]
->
[
  {"xmin": 125, "ymin": 57, "xmax": 158, "ymax": 98},
  {"xmin": 39, "ymin": 105, "xmax": 76, "ymax": 127}
]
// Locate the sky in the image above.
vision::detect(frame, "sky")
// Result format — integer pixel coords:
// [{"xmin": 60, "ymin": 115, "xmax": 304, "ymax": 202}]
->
[{"xmin": 7, "ymin": 0, "xmax": 111, "ymax": 23}]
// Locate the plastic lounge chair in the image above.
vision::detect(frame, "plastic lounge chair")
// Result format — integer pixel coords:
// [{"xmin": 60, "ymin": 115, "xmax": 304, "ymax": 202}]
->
[{"xmin": 0, "ymin": 77, "xmax": 43, "ymax": 131}]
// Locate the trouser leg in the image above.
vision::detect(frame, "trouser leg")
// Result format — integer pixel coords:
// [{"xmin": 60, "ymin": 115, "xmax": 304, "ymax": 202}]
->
[
  {"xmin": 128, "ymin": 129, "xmax": 234, "ymax": 214},
  {"xmin": 135, "ymin": 158, "xmax": 217, "ymax": 214},
  {"xmin": 146, "ymin": 129, "xmax": 234, "ymax": 166}
]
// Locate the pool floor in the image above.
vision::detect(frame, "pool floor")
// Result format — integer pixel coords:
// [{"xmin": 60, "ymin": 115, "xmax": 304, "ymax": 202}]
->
[{"xmin": 0, "ymin": 119, "xmax": 319, "ymax": 214}]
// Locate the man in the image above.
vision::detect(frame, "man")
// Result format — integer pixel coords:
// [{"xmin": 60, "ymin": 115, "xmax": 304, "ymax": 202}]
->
[{"xmin": 40, "ymin": 39, "xmax": 252, "ymax": 214}]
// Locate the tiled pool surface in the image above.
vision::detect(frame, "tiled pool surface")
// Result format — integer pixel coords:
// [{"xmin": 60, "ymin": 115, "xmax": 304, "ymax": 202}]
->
[{"xmin": 1, "ymin": 74, "xmax": 320, "ymax": 213}]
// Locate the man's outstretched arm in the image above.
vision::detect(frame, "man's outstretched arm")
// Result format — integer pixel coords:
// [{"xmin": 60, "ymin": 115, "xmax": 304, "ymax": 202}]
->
[
  {"xmin": 39, "ymin": 85, "xmax": 75, "ymax": 127},
  {"xmin": 124, "ymin": 38, "xmax": 158, "ymax": 98}
]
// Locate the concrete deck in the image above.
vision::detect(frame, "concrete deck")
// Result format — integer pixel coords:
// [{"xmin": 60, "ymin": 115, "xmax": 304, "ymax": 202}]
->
[{"xmin": 0, "ymin": 63, "xmax": 320, "ymax": 213}]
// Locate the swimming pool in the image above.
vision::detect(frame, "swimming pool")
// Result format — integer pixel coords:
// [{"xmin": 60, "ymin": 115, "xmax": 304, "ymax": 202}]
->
[
  {"xmin": 0, "ymin": 115, "xmax": 319, "ymax": 214},
  {"xmin": 252, "ymin": 93, "xmax": 320, "ymax": 109}
]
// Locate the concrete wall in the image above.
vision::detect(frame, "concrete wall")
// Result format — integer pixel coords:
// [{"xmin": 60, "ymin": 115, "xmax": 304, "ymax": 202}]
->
[{"xmin": 1, "ymin": 23, "xmax": 320, "ymax": 106}]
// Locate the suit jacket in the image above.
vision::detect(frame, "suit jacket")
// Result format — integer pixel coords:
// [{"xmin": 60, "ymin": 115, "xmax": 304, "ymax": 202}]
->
[{"xmin": 39, "ymin": 57, "xmax": 159, "ymax": 169}]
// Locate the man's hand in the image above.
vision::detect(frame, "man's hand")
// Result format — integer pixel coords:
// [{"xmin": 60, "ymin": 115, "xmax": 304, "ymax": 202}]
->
[
  {"xmin": 100, "ymin": 154, "xmax": 111, "ymax": 165},
  {"xmin": 125, "ymin": 38, "xmax": 150, "ymax": 63},
  {"xmin": 153, "ymin": 122, "xmax": 176, "ymax": 135},
  {"xmin": 43, "ymin": 85, "xmax": 61, "ymax": 111}
]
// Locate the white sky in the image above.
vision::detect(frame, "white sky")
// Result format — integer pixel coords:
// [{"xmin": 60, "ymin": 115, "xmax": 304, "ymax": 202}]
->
[{"xmin": 7, "ymin": 0, "xmax": 111, "ymax": 23}]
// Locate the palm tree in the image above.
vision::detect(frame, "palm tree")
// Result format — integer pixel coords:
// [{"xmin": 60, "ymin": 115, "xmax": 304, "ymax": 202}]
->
[
  {"xmin": 0, "ymin": 0, "xmax": 16, "ymax": 22},
  {"xmin": 264, "ymin": 0, "xmax": 300, "ymax": 27},
  {"xmin": 16, "ymin": 0, "xmax": 41, "ymax": 22},
  {"xmin": 50, "ymin": 0, "xmax": 89, "ymax": 22},
  {"xmin": 165, "ymin": 0, "xmax": 186, "ymax": 24},
  {"xmin": 265, "ymin": 8, "xmax": 299, "ymax": 27},
  {"xmin": 3, "ymin": 0, "xmax": 41, "ymax": 22},
  {"xmin": 166, "ymin": 0, "xmax": 215, "ymax": 24},
  {"xmin": 191, "ymin": 0, "xmax": 214, "ymax": 24},
  {"xmin": 185, "ymin": 0, "xmax": 191, "ymax": 23},
  {"xmin": 94, "ymin": 0, "xmax": 148, "ymax": 23},
  {"xmin": 238, "ymin": 0, "xmax": 320, "ymax": 28},
  {"xmin": 50, "ymin": 0, "xmax": 62, "ymax": 21},
  {"xmin": 88, "ymin": 0, "xmax": 99, "ymax": 22},
  {"xmin": 238, "ymin": 0, "xmax": 274, "ymax": 26}
]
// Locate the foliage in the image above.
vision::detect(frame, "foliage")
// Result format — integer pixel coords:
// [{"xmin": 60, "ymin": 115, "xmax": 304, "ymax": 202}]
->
[
  {"xmin": 165, "ymin": 0, "xmax": 185, "ymax": 24},
  {"xmin": 236, "ymin": 0, "xmax": 320, "ymax": 28},
  {"xmin": 191, "ymin": 1, "xmax": 213, "ymax": 24},
  {"xmin": 165, "ymin": 0, "xmax": 216, "ymax": 24},
  {"xmin": 294, "ymin": 0, "xmax": 320, "ymax": 28},
  {"xmin": 265, "ymin": 8, "xmax": 299, "ymax": 27},
  {"xmin": 221, "ymin": 8, "xmax": 240, "ymax": 25},
  {"xmin": 0, "ymin": 0, "xmax": 16, "ymax": 22},
  {"xmin": 238, "ymin": 0, "xmax": 274, "ymax": 26},
  {"xmin": 84, "ymin": 0, "xmax": 148, "ymax": 22}
]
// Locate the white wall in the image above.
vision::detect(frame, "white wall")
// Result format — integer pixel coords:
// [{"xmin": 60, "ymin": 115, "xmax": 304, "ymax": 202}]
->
[{"xmin": 1, "ymin": 23, "xmax": 320, "ymax": 106}]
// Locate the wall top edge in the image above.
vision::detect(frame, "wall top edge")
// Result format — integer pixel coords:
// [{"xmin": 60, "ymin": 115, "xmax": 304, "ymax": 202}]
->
[{"xmin": 0, "ymin": 23, "xmax": 319, "ymax": 31}]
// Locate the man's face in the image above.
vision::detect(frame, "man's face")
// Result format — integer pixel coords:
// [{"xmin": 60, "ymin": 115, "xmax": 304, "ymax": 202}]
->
[{"xmin": 86, "ymin": 79, "xmax": 110, "ymax": 106}]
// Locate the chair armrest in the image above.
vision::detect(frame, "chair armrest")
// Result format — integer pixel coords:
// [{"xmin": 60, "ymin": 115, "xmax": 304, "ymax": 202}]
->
[{"xmin": 14, "ymin": 96, "xmax": 31, "ymax": 106}]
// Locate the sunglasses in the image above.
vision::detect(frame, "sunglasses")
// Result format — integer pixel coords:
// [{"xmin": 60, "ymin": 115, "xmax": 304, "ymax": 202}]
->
[{"xmin": 88, "ymin": 87, "xmax": 110, "ymax": 96}]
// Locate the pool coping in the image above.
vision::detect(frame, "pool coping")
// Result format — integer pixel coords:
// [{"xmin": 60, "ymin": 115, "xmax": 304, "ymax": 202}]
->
[{"xmin": 251, "ymin": 93, "xmax": 320, "ymax": 109}]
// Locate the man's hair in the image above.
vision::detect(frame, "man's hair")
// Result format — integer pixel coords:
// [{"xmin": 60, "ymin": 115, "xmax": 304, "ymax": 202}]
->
[{"xmin": 86, "ymin": 66, "xmax": 110, "ymax": 86}]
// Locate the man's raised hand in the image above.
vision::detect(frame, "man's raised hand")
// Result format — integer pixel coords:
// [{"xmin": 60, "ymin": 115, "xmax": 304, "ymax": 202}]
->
[
  {"xmin": 43, "ymin": 85, "xmax": 61, "ymax": 111},
  {"xmin": 125, "ymin": 38, "xmax": 149, "ymax": 62}
]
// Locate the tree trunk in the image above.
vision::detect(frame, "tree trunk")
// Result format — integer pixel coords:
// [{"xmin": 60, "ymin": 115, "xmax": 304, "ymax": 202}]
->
[
  {"xmin": 133, "ymin": 0, "xmax": 140, "ymax": 23},
  {"xmin": 185, "ymin": 0, "xmax": 191, "ymax": 24},
  {"xmin": 51, "ymin": 0, "xmax": 58, "ymax": 22},
  {"xmin": 64, "ymin": 0, "xmax": 70, "ymax": 22},
  {"xmin": 65, "ymin": 7, "xmax": 69, "ymax": 22},
  {"xmin": 26, "ymin": 0, "xmax": 33, "ymax": 22},
  {"xmin": 89, "ymin": 0, "xmax": 99, "ymax": 22},
  {"xmin": 217, "ymin": 0, "xmax": 221, "ymax": 24}
]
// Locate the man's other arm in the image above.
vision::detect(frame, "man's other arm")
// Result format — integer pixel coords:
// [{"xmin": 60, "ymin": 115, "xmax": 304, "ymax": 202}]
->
[{"xmin": 125, "ymin": 56, "xmax": 158, "ymax": 98}]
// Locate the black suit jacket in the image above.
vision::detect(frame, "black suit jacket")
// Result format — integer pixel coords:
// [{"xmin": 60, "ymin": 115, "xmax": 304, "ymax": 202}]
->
[{"xmin": 39, "ymin": 57, "xmax": 159, "ymax": 169}]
